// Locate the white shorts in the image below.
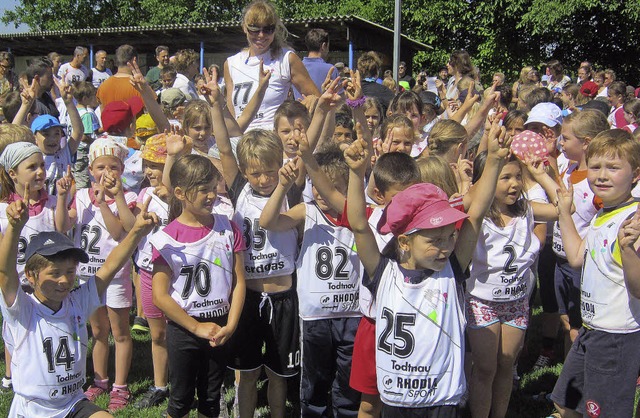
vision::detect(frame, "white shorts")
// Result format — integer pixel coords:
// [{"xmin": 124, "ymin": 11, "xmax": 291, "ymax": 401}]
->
[{"xmin": 79, "ymin": 265, "xmax": 132, "ymax": 309}]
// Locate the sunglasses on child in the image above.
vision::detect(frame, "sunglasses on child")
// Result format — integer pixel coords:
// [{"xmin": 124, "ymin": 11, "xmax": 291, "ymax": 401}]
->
[{"xmin": 246, "ymin": 25, "xmax": 276, "ymax": 35}]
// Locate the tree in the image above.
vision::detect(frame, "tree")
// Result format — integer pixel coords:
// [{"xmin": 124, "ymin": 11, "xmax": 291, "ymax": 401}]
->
[
  {"xmin": 1, "ymin": 0, "xmax": 242, "ymax": 31},
  {"xmin": 4, "ymin": 0, "xmax": 640, "ymax": 84}
]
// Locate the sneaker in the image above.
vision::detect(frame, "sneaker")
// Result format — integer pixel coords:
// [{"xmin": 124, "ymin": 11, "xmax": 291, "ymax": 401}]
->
[
  {"xmin": 131, "ymin": 316, "xmax": 150, "ymax": 333},
  {"xmin": 533, "ymin": 349, "xmax": 555, "ymax": 370},
  {"xmin": 0, "ymin": 377, "xmax": 12, "ymax": 393},
  {"xmin": 84, "ymin": 384, "xmax": 107, "ymax": 402},
  {"xmin": 108, "ymin": 387, "xmax": 131, "ymax": 412},
  {"xmin": 134, "ymin": 386, "xmax": 169, "ymax": 408}
]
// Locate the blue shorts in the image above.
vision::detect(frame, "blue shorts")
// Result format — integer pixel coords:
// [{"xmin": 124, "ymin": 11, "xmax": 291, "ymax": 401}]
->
[
  {"xmin": 551, "ymin": 327, "xmax": 640, "ymax": 417},
  {"xmin": 554, "ymin": 258, "xmax": 582, "ymax": 328}
]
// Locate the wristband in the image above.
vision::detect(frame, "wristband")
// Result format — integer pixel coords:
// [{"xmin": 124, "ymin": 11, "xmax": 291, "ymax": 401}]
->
[{"xmin": 346, "ymin": 96, "xmax": 366, "ymax": 108}]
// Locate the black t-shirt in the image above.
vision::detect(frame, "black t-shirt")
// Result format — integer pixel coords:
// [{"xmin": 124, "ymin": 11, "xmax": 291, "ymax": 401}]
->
[
  {"xmin": 35, "ymin": 92, "xmax": 60, "ymax": 118},
  {"xmin": 361, "ymin": 81, "xmax": 395, "ymax": 113}
]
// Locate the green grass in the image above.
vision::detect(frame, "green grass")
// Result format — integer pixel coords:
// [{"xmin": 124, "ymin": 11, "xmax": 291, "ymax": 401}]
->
[{"xmin": 0, "ymin": 308, "xmax": 566, "ymax": 417}]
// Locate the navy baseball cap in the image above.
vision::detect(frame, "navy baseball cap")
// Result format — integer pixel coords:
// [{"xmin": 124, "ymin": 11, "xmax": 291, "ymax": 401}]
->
[
  {"xmin": 31, "ymin": 115, "xmax": 63, "ymax": 133},
  {"xmin": 25, "ymin": 231, "xmax": 89, "ymax": 263}
]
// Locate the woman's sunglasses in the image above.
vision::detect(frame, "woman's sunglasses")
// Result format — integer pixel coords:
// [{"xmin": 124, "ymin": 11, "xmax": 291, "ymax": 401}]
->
[{"xmin": 246, "ymin": 25, "xmax": 276, "ymax": 35}]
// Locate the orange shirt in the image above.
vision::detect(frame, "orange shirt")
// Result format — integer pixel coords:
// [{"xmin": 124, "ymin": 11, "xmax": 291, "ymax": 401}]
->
[{"xmin": 97, "ymin": 76, "xmax": 141, "ymax": 109}]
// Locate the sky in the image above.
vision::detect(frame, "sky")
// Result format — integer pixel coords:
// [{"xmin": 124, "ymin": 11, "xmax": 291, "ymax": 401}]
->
[{"xmin": 0, "ymin": 0, "xmax": 29, "ymax": 34}]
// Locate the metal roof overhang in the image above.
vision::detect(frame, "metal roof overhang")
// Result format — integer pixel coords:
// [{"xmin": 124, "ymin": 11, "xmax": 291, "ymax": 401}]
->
[{"xmin": 0, "ymin": 15, "xmax": 431, "ymax": 59}]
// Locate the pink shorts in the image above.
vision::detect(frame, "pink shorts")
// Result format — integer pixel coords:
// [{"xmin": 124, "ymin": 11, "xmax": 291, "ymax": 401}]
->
[
  {"xmin": 139, "ymin": 268, "xmax": 165, "ymax": 319},
  {"xmin": 349, "ymin": 316, "xmax": 378, "ymax": 395},
  {"xmin": 466, "ymin": 296, "xmax": 529, "ymax": 330}
]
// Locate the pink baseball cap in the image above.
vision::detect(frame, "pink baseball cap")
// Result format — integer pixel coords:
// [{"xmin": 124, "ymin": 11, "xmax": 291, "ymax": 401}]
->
[{"xmin": 378, "ymin": 183, "xmax": 468, "ymax": 236}]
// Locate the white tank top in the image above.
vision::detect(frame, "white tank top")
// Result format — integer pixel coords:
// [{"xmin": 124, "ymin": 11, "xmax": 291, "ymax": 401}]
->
[
  {"xmin": 0, "ymin": 195, "xmax": 57, "ymax": 283},
  {"xmin": 227, "ymin": 48, "xmax": 293, "ymax": 131},
  {"xmin": 44, "ymin": 147, "xmax": 73, "ymax": 196},
  {"xmin": 150, "ymin": 215, "xmax": 235, "ymax": 318},
  {"xmin": 375, "ymin": 258, "xmax": 466, "ymax": 407},
  {"xmin": 296, "ymin": 203, "xmax": 362, "ymax": 320},
  {"xmin": 553, "ymin": 164, "xmax": 598, "ymax": 258},
  {"xmin": 74, "ymin": 188, "xmax": 136, "ymax": 282},
  {"xmin": 135, "ymin": 189, "xmax": 235, "ymax": 271},
  {"xmin": 467, "ymin": 209, "xmax": 540, "ymax": 302},
  {"xmin": 582, "ymin": 201, "xmax": 640, "ymax": 332},
  {"xmin": 134, "ymin": 187, "xmax": 170, "ymax": 272},
  {"xmin": 359, "ymin": 206, "xmax": 393, "ymax": 318},
  {"xmin": 234, "ymin": 182, "xmax": 297, "ymax": 279}
]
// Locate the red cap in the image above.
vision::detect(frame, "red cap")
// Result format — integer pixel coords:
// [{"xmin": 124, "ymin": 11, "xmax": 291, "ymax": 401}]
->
[
  {"xmin": 580, "ymin": 81, "xmax": 599, "ymax": 98},
  {"xmin": 127, "ymin": 96, "xmax": 145, "ymax": 117},
  {"xmin": 378, "ymin": 183, "xmax": 468, "ymax": 236},
  {"xmin": 102, "ymin": 101, "xmax": 134, "ymax": 134}
]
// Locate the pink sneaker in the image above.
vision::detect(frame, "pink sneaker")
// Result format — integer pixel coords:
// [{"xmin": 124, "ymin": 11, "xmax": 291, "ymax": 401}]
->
[
  {"xmin": 84, "ymin": 384, "xmax": 107, "ymax": 402},
  {"xmin": 108, "ymin": 387, "xmax": 131, "ymax": 412}
]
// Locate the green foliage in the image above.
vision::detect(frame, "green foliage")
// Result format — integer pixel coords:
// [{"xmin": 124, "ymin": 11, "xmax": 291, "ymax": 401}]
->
[{"xmin": 2, "ymin": 0, "xmax": 640, "ymax": 82}]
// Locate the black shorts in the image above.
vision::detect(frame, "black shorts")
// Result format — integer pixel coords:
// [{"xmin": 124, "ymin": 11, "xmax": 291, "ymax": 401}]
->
[
  {"xmin": 554, "ymin": 258, "xmax": 581, "ymax": 328},
  {"xmin": 536, "ymin": 243, "xmax": 558, "ymax": 313},
  {"xmin": 66, "ymin": 398, "xmax": 105, "ymax": 418},
  {"xmin": 550, "ymin": 327, "xmax": 640, "ymax": 417},
  {"xmin": 229, "ymin": 287, "xmax": 300, "ymax": 377},
  {"xmin": 166, "ymin": 316, "xmax": 229, "ymax": 418},
  {"xmin": 382, "ymin": 404, "xmax": 460, "ymax": 418}
]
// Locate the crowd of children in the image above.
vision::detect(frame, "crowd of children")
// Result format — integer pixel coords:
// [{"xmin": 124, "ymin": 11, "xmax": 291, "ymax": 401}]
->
[{"xmin": 2, "ymin": 1, "xmax": 640, "ymax": 418}]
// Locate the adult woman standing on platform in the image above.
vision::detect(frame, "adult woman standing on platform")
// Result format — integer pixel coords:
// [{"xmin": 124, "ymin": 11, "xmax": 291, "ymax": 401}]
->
[{"xmin": 224, "ymin": 0, "xmax": 319, "ymax": 131}]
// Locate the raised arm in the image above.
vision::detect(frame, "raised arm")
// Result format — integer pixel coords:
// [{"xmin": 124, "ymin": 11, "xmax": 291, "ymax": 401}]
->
[
  {"xmin": 556, "ymin": 180, "xmax": 586, "ymax": 268},
  {"xmin": 235, "ymin": 61, "xmax": 271, "ymax": 133},
  {"xmin": 104, "ymin": 168, "xmax": 136, "ymax": 232},
  {"xmin": 95, "ymin": 196, "xmax": 157, "ymax": 296},
  {"xmin": 297, "ymin": 126, "xmax": 345, "ymax": 213},
  {"xmin": 307, "ymin": 76, "xmax": 341, "ymax": 152},
  {"xmin": 259, "ymin": 158, "xmax": 306, "ymax": 232},
  {"xmin": 345, "ymin": 70, "xmax": 373, "ymax": 159},
  {"xmin": 162, "ymin": 132, "xmax": 192, "ymax": 190},
  {"xmin": 54, "ymin": 165, "xmax": 75, "ymax": 233},
  {"xmin": 450, "ymin": 89, "xmax": 480, "ymax": 124},
  {"xmin": 618, "ymin": 206, "xmax": 640, "ymax": 299},
  {"xmin": 223, "ymin": 61, "xmax": 237, "ymax": 119},
  {"xmin": 455, "ymin": 119, "xmax": 509, "ymax": 269},
  {"xmin": 212, "ymin": 75, "xmax": 241, "ymax": 187},
  {"xmin": 345, "ymin": 138, "xmax": 380, "ymax": 277},
  {"xmin": 12, "ymin": 79, "xmax": 37, "ymax": 126},
  {"xmin": 290, "ymin": 53, "xmax": 320, "ymax": 98},
  {"xmin": 57, "ymin": 78, "xmax": 84, "ymax": 155},
  {"xmin": 129, "ymin": 59, "xmax": 171, "ymax": 133},
  {"xmin": 93, "ymin": 177, "xmax": 126, "ymax": 240},
  {"xmin": 463, "ymin": 87, "xmax": 500, "ymax": 140},
  {"xmin": 0, "ymin": 190, "xmax": 29, "ymax": 307}
]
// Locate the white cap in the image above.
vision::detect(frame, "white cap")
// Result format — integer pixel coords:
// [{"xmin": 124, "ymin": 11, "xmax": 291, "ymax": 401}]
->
[{"xmin": 525, "ymin": 102, "xmax": 563, "ymax": 127}]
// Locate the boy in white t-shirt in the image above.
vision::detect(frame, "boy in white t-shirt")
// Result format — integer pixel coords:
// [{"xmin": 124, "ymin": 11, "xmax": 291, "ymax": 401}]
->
[
  {"xmin": 0, "ymin": 188, "xmax": 157, "ymax": 418},
  {"xmin": 551, "ymin": 130, "xmax": 640, "ymax": 418},
  {"xmin": 30, "ymin": 81, "xmax": 84, "ymax": 195},
  {"xmin": 71, "ymin": 81, "xmax": 102, "ymax": 189}
]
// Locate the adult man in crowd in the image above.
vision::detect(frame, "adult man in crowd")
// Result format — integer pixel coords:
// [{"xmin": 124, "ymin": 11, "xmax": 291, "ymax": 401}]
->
[
  {"xmin": 294, "ymin": 29, "xmax": 337, "ymax": 99},
  {"xmin": 145, "ymin": 46, "xmax": 170, "ymax": 91},
  {"xmin": 26, "ymin": 57, "xmax": 59, "ymax": 117},
  {"xmin": 58, "ymin": 46, "xmax": 89, "ymax": 84},
  {"xmin": 397, "ymin": 60, "xmax": 415, "ymax": 90},
  {"xmin": 358, "ymin": 51, "xmax": 394, "ymax": 112},
  {"xmin": 97, "ymin": 44, "xmax": 142, "ymax": 109},
  {"xmin": 89, "ymin": 50, "xmax": 112, "ymax": 89}
]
